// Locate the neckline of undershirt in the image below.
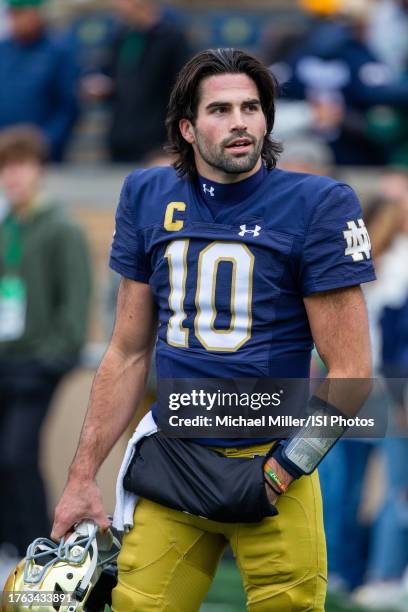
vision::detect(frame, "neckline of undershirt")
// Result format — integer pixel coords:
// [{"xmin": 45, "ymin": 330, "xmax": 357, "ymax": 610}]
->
[{"xmin": 197, "ymin": 164, "xmax": 268, "ymax": 216}]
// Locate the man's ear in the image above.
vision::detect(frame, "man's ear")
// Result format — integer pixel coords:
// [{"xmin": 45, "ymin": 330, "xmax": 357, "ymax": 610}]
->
[{"xmin": 179, "ymin": 118, "xmax": 195, "ymax": 144}]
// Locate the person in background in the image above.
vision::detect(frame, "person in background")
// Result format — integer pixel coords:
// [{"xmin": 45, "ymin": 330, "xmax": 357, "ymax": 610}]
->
[
  {"xmin": 318, "ymin": 191, "xmax": 402, "ymax": 595},
  {"xmin": 0, "ymin": 0, "xmax": 79, "ymax": 162},
  {"xmin": 367, "ymin": 0, "xmax": 408, "ymax": 169},
  {"xmin": 0, "ymin": 126, "xmax": 91, "ymax": 583},
  {"xmin": 353, "ymin": 172, "xmax": 408, "ymax": 610},
  {"xmin": 277, "ymin": 136, "xmax": 334, "ymax": 175},
  {"xmin": 367, "ymin": 0, "xmax": 408, "ymax": 78},
  {"xmin": 82, "ymin": 0, "xmax": 190, "ymax": 164},
  {"xmin": 279, "ymin": 0, "xmax": 408, "ymax": 166}
]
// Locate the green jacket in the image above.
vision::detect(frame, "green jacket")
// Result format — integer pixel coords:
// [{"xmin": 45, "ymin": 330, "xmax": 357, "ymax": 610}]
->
[{"xmin": 0, "ymin": 200, "xmax": 91, "ymax": 366}]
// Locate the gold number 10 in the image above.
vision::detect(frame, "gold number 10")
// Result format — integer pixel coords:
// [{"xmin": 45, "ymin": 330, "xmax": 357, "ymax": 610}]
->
[{"xmin": 164, "ymin": 240, "xmax": 254, "ymax": 352}]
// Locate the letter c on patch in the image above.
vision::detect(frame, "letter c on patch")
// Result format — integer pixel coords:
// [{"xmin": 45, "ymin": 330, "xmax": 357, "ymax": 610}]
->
[{"xmin": 164, "ymin": 202, "xmax": 186, "ymax": 231}]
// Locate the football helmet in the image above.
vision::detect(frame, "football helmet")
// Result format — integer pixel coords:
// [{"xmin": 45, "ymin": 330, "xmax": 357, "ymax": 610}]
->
[
  {"xmin": 299, "ymin": 0, "xmax": 371, "ymax": 18},
  {"xmin": 1, "ymin": 520, "xmax": 120, "ymax": 612},
  {"xmin": 299, "ymin": 0, "xmax": 341, "ymax": 16}
]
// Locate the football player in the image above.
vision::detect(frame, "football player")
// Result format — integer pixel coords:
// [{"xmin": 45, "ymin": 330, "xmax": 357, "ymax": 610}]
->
[{"xmin": 52, "ymin": 49, "xmax": 375, "ymax": 610}]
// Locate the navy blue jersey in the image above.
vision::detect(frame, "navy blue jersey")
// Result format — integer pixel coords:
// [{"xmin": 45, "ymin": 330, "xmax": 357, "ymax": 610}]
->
[{"xmin": 110, "ymin": 166, "xmax": 375, "ymax": 444}]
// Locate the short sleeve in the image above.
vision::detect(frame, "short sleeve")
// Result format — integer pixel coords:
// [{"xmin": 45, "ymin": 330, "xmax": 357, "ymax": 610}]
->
[
  {"xmin": 300, "ymin": 184, "xmax": 376, "ymax": 296},
  {"xmin": 109, "ymin": 175, "xmax": 151, "ymax": 283}
]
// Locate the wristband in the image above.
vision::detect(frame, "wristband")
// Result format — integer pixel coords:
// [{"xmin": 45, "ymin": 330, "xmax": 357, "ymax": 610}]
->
[
  {"xmin": 272, "ymin": 395, "xmax": 347, "ymax": 478},
  {"xmin": 263, "ymin": 466, "xmax": 288, "ymax": 494}
]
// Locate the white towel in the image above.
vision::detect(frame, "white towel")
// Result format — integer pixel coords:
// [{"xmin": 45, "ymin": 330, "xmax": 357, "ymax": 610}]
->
[{"xmin": 112, "ymin": 411, "xmax": 158, "ymax": 532}]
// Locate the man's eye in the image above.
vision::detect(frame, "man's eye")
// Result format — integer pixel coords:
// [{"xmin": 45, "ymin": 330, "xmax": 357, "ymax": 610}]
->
[
  {"xmin": 245, "ymin": 104, "xmax": 259, "ymax": 112},
  {"xmin": 213, "ymin": 107, "xmax": 227, "ymax": 114}
]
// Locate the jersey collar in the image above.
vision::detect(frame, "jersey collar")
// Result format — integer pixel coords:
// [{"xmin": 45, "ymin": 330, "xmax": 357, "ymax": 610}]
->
[{"xmin": 197, "ymin": 164, "xmax": 267, "ymax": 210}]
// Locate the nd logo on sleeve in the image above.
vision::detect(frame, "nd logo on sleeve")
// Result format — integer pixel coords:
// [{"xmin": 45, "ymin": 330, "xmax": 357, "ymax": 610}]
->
[{"xmin": 343, "ymin": 219, "xmax": 371, "ymax": 262}]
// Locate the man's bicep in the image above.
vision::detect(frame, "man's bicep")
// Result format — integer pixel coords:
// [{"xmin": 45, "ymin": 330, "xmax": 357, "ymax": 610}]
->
[
  {"xmin": 304, "ymin": 285, "xmax": 371, "ymax": 377},
  {"xmin": 111, "ymin": 277, "xmax": 157, "ymax": 357}
]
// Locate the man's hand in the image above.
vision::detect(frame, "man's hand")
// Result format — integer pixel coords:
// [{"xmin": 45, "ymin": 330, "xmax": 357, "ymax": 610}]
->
[
  {"xmin": 264, "ymin": 481, "xmax": 279, "ymax": 506},
  {"xmin": 51, "ymin": 478, "xmax": 110, "ymax": 541},
  {"xmin": 263, "ymin": 456, "xmax": 294, "ymax": 506}
]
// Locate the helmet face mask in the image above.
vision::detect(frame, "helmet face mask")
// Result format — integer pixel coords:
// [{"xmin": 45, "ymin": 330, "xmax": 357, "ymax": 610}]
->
[{"xmin": 2, "ymin": 521, "xmax": 120, "ymax": 612}]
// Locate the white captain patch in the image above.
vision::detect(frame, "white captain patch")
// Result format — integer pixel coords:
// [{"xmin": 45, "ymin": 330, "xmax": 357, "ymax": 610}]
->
[{"xmin": 343, "ymin": 219, "xmax": 371, "ymax": 262}]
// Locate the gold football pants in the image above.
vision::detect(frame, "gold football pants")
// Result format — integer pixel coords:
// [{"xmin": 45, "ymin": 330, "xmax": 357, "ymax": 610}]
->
[{"xmin": 112, "ymin": 442, "xmax": 327, "ymax": 611}]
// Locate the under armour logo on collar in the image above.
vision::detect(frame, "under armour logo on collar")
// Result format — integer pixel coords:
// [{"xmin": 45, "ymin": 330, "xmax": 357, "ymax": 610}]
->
[
  {"xmin": 203, "ymin": 183, "xmax": 215, "ymax": 197},
  {"xmin": 238, "ymin": 224, "xmax": 261, "ymax": 237}
]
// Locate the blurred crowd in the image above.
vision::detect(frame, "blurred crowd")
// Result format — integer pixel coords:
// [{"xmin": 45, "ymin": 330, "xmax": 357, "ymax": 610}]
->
[
  {"xmin": 0, "ymin": 0, "xmax": 408, "ymax": 610},
  {"xmin": 0, "ymin": 0, "xmax": 191, "ymax": 163},
  {"xmin": 0, "ymin": 0, "xmax": 408, "ymax": 167},
  {"xmin": 316, "ymin": 170, "xmax": 408, "ymax": 611},
  {"xmin": 268, "ymin": 0, "xmax": 408, "ymax": 167}
]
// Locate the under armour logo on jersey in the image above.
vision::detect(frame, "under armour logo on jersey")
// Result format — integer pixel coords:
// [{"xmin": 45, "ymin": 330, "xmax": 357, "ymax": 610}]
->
[
  {"xmin": 343, "ymin": 219, "xmax": 371, "ymax": 262},
  {"xmin": 238, "ymin": 224, "xmax": 261, "ymax": 237},
  {"xmin": 203, "ymin": 184, "xmax": 215, "ymax": 197}
]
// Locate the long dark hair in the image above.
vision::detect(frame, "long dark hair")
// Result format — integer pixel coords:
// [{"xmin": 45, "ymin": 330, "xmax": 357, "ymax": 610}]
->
[{"xmin": 165, "ymin": 48, "xmax": 282, "ymax": 178}]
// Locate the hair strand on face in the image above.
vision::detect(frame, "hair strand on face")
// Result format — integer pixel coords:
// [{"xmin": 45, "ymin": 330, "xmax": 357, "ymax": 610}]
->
[{"xmin": 164, "ymin": 48, "xmax": 282, "ymax": 179}]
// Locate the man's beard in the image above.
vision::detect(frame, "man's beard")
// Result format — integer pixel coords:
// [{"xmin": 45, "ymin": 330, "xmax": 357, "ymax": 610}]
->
[{"xmin": 194, "ymin": 131, "xmax": 264, "ymax": 175}]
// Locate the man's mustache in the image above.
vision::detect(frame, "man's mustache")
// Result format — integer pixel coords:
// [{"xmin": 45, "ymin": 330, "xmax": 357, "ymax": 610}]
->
[{"xmin": 222, "ymin": 132, "xmax": 256, "ymax": 147}]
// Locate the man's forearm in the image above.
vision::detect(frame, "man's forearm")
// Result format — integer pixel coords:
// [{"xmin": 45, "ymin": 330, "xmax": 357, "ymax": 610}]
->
[
  {"xmin": 305, "ymin": 287, "xmax": 373, "ymax": 417},
  {"xmin": 69, "ymin": 344, "xmax": 152, "ymax": 482},
  {"xmin": 314, "ymin": 364, "xmax": 373, "ymax": 418}
]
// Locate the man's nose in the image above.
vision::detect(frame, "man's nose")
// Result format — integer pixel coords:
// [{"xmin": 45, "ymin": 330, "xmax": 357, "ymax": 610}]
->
[{"xmin": 230, "ymin": 109, "xmax": 247, "ymax": 132}]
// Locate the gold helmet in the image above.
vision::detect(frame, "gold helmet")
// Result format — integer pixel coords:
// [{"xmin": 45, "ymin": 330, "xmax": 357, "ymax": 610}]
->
[
  {"xmin": 299, "ymin": 0, "xmax": 373, "ymax": 19},
  {"xmin": 299, "ymin": 0, "xmax": 342, "ymax": 15},
  {"xmin": 1, "ymin": 521, "xmax": 120, "ymax": 612}
]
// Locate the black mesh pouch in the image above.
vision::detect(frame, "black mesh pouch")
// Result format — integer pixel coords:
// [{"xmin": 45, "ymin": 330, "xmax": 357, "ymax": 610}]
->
[{"xmin": 124, "ymin": 434, "xmax": 278, "ymax": 523}]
